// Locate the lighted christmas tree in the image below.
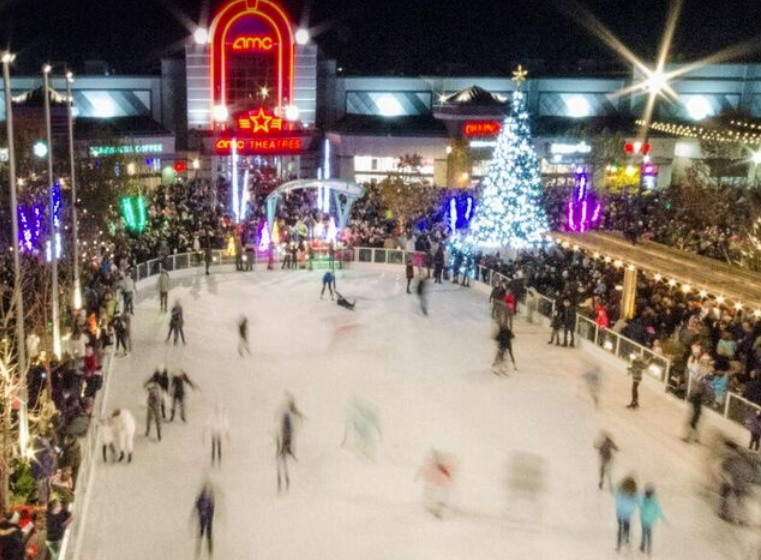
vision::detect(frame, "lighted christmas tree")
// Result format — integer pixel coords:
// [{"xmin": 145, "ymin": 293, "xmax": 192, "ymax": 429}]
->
[{"xmin": 464, "ymin": 65, "xmax": 549, "ymax": 250}]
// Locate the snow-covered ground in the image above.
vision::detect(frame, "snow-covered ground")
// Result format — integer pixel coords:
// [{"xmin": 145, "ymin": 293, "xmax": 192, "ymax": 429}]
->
[{"xmin": 75, "ymin": 265, "xmax": 760, "ymax": 559}]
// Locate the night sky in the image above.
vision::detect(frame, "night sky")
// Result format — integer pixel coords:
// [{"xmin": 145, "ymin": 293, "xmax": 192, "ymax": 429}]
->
[{"xmin": 0, "ymin": 0, "xmax": 759, "ymax": 76}]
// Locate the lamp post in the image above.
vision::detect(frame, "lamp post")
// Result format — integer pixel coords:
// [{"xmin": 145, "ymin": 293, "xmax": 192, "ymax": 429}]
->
[
  {"xmin": 3, "ymin": 51, "xmax": 30, "ymax": 499},
  {"xmin": 65, "ymin": 71, "xmax": 81, "ymax": 311},
  {"xmin": 42, "ymin": 64, "xmax": 61, "ymax": 359},
  {"xmin": 1, "ymin": 53, "xmax": 25, "ymax": 371}
]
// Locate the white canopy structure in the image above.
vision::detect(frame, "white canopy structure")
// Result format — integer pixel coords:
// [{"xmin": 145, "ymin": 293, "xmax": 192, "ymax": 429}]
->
[{"xmin": 265, "ymin": 179, "xmax": 365, "ymax": 230}]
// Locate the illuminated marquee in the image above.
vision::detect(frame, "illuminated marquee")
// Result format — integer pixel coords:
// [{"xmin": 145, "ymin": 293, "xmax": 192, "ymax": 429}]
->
[
  {"xmin": 236, "ymin": 107, "xmax": 282, "ymax": 133},
  {"xmin": 232, "ymin": 35, "xmax": 275, "ymax": 51},
  {"xmin": 463, "ymin": 121, "xmax": 501, "ymax": 136},
  {"xmin": 214, "ymin": 137, "xmax": 303, "ymax": 155},
  {"xmin": 210, "ymin": 0, "xmax": 295, "ymax": 124}
]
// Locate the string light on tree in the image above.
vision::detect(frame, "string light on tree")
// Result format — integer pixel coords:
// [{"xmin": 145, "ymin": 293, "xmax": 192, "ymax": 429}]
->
[{"xmin": 461, "ymin": 65, "xmax": 549, "ymax": 250}]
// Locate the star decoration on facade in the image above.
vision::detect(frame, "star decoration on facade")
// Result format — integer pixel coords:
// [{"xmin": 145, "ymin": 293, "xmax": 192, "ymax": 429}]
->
[
  {"xmin": 512, "ymin": 65, "xmax": 528, "ymax": 88},
  {"xmin": 250, "ymin": 107, "xmax": 273, "ymax": 132}
]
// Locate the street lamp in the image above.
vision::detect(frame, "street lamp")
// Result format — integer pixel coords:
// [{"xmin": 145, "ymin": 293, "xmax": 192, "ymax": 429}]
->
[
  {"xmin": 65, "ymin": 70, "xmax": 81, "ymax": 311},
  {"xmin": 42, "ymin": 64, "xmax": 61, "ymax": 359},
  {"xmin": 2, "ymin": 52, "xmax": 26, "ymax": 369},
  {"xmin": 3, "ymin": 50, "xmax": 31, "ymax": 491}
]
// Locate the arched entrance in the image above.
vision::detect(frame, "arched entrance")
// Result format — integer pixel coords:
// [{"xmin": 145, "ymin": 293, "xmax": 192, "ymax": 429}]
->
[{"xmin": 265, "ymin": 179, "xmax": 365, "ymax": 229}]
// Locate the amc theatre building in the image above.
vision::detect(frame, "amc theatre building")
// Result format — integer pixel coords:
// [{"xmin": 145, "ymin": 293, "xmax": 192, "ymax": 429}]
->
[{"xmin": 185, "ymin": 0, "xmax": 318, "ymax": 179}]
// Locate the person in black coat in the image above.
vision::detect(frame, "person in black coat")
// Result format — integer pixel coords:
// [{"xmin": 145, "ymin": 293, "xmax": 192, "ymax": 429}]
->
[
  {"xmin": 561, "ymin": 298, "xmax": 576, "ymax": 347},
  {"xmin": 493, "ymin": 323, "xmax": 517, "ymax": 374},
  {"xmin": 170, "ymin": 370, "xmax": 197, "ymax": 422}
]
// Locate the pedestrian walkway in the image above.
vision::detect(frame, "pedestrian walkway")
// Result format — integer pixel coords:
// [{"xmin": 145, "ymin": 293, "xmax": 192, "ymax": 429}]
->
[{"xmin": 74, "ymin": 266, "xmax": 758, "ymax": 560}]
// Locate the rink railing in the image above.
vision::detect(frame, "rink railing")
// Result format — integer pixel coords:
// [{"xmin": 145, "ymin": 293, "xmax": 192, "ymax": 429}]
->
[{"xmin": 62, "ymin": 347, "xmax": 115, "ymax": 560}]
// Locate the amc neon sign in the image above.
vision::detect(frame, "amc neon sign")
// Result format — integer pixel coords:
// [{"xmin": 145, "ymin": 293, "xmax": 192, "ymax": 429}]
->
[
  {"xmin": 215, "ymin": 137, "xmax": 302, "ymax": 154},
  {"xmin": 463, "ymin": 121, "xmax": 501, "ymax": 136},
  {"xmin": 232, "ymin": 35, "xmax": 275, "ymax": 51}
]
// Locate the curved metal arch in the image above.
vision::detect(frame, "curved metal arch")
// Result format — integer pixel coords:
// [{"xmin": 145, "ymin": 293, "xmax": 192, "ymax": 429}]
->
[{"xmin": 265, "ymin": 179, "xmax": 365, "ymax": 230}]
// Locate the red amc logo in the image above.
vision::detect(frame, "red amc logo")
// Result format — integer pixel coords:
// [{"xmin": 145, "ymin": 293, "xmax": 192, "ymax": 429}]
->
[
  {"xmin": 231, "ymin": 35, "xmax": 275, "ymax": 52},
  {"xmin": 463, "ymin": 121, "xmax": 501, "ymax": 136}
]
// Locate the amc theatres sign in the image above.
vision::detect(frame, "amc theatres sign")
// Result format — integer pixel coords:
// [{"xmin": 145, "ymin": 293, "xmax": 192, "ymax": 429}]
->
[
  {"xmin": 231, "ymin": 35, "xmax": 275, "ymax": 51},
  {"xmin": 214, "ymin": 137, "xmax": 303, "ymax": 155}
]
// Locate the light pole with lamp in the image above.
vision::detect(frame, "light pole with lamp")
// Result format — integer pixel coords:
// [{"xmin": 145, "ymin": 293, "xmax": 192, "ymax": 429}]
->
[
  {"xmin": 3, "ymin": 51, "xmax": 31, "ymax": 494},
  {"xmin": 42, "ymin": 64, "xmax": 61, "ymax": 359},
  {"xmin": 65, "ymin": 70, "xmax": 81, "ymax": 311}
]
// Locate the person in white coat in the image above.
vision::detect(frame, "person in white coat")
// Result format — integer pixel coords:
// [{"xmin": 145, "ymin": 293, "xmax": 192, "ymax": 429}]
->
[{"xmin": 204, "ymin": 402, "xmax": 230, "ymax": 467}]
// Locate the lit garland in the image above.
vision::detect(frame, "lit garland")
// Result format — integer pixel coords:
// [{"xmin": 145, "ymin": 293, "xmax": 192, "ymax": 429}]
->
[
  {"xmin": 639, "ymin": 119, "xmax": 761, "ymax": 144},
  {"xmin": 552, "ymin": 235, "xmax": 759, "ymax": 314}
]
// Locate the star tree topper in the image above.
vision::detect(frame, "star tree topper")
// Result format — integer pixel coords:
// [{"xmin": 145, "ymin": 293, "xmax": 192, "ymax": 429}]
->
[{"xmin": 512, "ymin": 64, "xmax": 528, "ymax": 89}]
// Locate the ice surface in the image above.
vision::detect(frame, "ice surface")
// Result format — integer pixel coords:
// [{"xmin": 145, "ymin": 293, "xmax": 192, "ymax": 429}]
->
[{"xmin": 75, "ymin": 266, "xmax": 760, "ymax": 559}]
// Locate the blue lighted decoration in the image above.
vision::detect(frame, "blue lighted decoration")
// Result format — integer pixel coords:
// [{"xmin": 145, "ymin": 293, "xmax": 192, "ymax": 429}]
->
[{"xmin": 445, "ymin": 194, "xmax": 476, "ymax": 231}]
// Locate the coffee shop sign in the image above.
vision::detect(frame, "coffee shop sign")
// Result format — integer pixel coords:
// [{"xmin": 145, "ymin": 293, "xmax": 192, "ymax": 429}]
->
[{"xmin": 90, "ymin": 143, "xmax": 164, "ymax": 157}]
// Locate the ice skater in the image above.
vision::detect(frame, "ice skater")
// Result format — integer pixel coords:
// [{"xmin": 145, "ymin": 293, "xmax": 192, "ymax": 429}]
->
[
  {"xmin": 170, "ymin": 369, "xmax": 197, "ymax": 423},
  {"xmin": 237, "ymin": 315, "xmax": 250, "ymax": 356},
  {"xmin": 321, "ymin": 270, "xmax": 336, "ymax": 299},
  {"xmin": 639, "ymin": 484, "xmax": 667, "ymax": 556},
  {"xmin": 582, "ymin": 365, "xmax": 602, "ymax": 408},
  {"xmin": 276, "ymin": 394, "xmax": 304, "ymax": 492},
  {"xmin": 166, "ymin": 300, "xmax": 186, "ymax": 345},
  {"xmin": 193, "ymin": 479, "xmax": 216, "ymax": 557},
  {"xmin": 335, "ymin": 291, "xmax": 355, "ymax": 311},
  {"xmin": 145, "ymin": 380, "xmax": 162, "ymax": 441},
  {"xmin": 405, "ymin": 257, "xmax": 414, "ymax": 293},
  {"xmin": 205, "ymin": 402, "xmax": 230, "ymax": 467},
  {"xmin": 594, "ymin": 432, "xmax": 618, "ymax": 490},
  {"xmin": 417, "ymin": 277, "xmax": 428, "ymax": 316},
  {"xmin": 341, "ymin": 397, "xmax": 382, "ymax": 460},
  {"xmin": 614, "ymin": 476, "xmax": 639, "ymax": 552},
  {"xmin": 626, "ymin": 355, "xmax": 647, "ymax": 409},
  {"xmin": 492, "ymin": 322, "xmax": 516, "ymax": 375},
  {"xmin": 415, "ymin": 450, "xmax": 456, "ymax": 519}
]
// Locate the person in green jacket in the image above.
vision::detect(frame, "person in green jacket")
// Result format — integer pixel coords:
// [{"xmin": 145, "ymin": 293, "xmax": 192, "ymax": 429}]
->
[{"xmin": 640, "ymin": 485, "xmax": 667, "ymax": 556}]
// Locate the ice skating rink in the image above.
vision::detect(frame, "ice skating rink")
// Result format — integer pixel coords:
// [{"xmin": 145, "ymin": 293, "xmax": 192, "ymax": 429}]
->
[{"xmin": 76, "ymin": 266, "xmax": 759, "ymax": 559}]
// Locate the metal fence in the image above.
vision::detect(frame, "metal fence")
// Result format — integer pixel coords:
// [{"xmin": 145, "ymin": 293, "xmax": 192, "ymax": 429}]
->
[{"xmin": 344, "ymin": 246, "xmax": 761, "ymax": 429}]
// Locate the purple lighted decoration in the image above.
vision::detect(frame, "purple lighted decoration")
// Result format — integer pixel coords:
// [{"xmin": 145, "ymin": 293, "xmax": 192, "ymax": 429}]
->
[
  {"xmin": 18, "ymin": 204, "xmax": 44, "ymax": 253},
  {"xmin": 566, "ymin": 168, "xmax": 602, "ymax": 233}
]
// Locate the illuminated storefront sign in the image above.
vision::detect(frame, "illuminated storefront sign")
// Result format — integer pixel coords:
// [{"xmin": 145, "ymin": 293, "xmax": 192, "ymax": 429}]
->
[
  {"xmin": 236, "ymin": 107, "xmax": 282, "ymax": 133},
  {"xmin": 463, "ymin": 121, "xmax": 501, "ymax": 136},
  {"xmin": 214, "ymin": 137, "xmax": 303, "ymax": 155},
  {"xmin": 210, "ymin": 0, "xmax": 295, "ymax": 121},
  {"xmin": 550, "ymin": 142, "xmax": 592, "ymax": 155},
  {"xmin": 231, "ymin": 35, "xmax": 275, "ymax": 51},
  {"xmin": 90, "ymin": 143, "xmax": 164, "ymax": 157}
]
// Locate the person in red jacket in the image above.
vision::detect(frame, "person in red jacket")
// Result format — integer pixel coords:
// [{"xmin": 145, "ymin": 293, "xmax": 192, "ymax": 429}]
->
[{"xmin": 502, "ymin": 289, "xmax": 517, "ymax": 329}]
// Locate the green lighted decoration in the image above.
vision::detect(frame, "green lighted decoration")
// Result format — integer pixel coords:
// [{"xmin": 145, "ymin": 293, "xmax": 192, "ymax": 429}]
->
[{"xmin": 120, "ymin": 196, "xmax": 147, "ymax": 232}]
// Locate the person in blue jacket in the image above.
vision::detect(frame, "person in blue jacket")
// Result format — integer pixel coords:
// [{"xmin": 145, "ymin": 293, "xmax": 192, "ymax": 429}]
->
[
  {"xmin": 615, "ymin": 476, "xmax": 639, "ymax": 552},
  {"xmin": 321, "ymin": 270, "xmax": 336, "ymax": 299},
  {"xmin": 639, "ymin": 484, "xmax": 667, "ymax": 556}
]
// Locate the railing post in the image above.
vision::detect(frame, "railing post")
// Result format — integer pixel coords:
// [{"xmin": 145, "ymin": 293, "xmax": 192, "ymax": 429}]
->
[{"xmin": 724, "ymin": 392, "xmax": 731, "ymax": 419}]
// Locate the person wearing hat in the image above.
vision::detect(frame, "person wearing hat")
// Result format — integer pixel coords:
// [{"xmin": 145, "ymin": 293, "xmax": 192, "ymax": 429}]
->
[{"xmin": 0, "ymin": 510, "xmax": 24, "ymax": 560}]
